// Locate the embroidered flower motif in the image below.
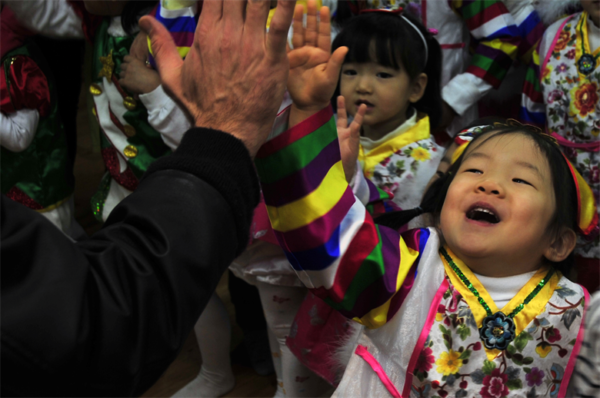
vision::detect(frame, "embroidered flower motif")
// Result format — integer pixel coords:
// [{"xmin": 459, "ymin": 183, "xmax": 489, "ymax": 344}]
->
[
  {"xmin": 435, "ymin": 349, "xmax": 463, "ymax": 376},
  {"xmin": 554, "ymin": 30, "xmax": 571, "ymax": 52},
  {"xmin": 566, "ymin": 49, "xmax": 576, "ymax": 59},
  {"xmin": 545, "ymin": 326, "xmax": 562, "ymax": 343},
  {"xmin": 570, "ymin": 82, "xmax": 599, "ymax": 117},
  {"xmin": 556, "ymin": 63, "xmax": 568, "ymax": 73},
  {"xmin": 480, "ymin": 313, "xmax": 515, "ymax": 350},
  {"xmin": 411, "ymin": 147, "xmax": 430, "ymax": 161},
  {"xmin": 535, "ymin": 342, "xmax": 552, "ymax": 358},
  {"xmin": 416, "ymin": 347, "xmax": 435, "ymax": 373},
  {"xmin": 526, "ymin": 367, "xmax": 545, "ymax": 387},
  {"xmin": 480, "ymin": 369, "xmax": 510, "ymax": 398},
  {"xmin": 547, "ymin": 89, "xmax": 564, "ymax": 104}
]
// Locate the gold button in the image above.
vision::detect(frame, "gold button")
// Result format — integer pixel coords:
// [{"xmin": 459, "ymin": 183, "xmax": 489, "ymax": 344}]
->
[
  {"xmin": 123, "ymin": 145, "xmax": 138, "ymax": 158},
  {"xmin": 123, "ymin": 96, "xmax": 137, "ymax": 111},
  {"xmin": 90, "ymin": 83, "xmax": 103, "ymax": 96},
  {"xmin": 123, "ymin": 125, "xmax": 136, "ymax": 137},
  {"xmin": 91, "ymin": 107, "xmax": 97, "ymax": 117}
]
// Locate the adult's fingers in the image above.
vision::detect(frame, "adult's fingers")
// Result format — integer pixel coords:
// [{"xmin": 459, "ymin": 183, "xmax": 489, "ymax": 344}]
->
[
  {"xmin": 139, "ymin": 16, "xmax": 183, "ymax": 80},
  {"xmin": 197, "ymin": 0, "xmax": 223, "ymax": 28},
  {"xmin": 317, "ymin": 6, "xmax": 331, "ymax": 53},
  {"xmin": 291, "ymin": 4, "xmax": 305, "ymax": 50},
  {"xmin": 223, "ymin": 0, "xmax": 246, "ymax": 27},
  {"xmin": 245, "ymin": 0, "xmax": 270, "ymax": 42},
  {"xmin": 325, "ymin": 46, "xmax": 348, "ymax": 83},
  {"xmin": 267, "ymin": 0, "xmax": 296, "ymax": 58}
]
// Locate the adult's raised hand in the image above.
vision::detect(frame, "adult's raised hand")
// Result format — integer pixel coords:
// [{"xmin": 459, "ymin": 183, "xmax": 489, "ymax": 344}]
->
[{"xmin": 139, "ymin": 0, "xmax": 296, "ymax": 157}]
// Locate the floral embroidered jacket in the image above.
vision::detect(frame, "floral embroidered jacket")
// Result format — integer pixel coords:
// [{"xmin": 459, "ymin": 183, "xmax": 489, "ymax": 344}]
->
[
  {"xmin": 355, "ymin": 113, "xmax": 443, "ymax": 220},
  {"xmin": 520, "ymin": 11, "xmax": 600, "ymax": 259},
  {"xmin": 255, "ymin": 106, "xmax": 589, "ymax": 397}
]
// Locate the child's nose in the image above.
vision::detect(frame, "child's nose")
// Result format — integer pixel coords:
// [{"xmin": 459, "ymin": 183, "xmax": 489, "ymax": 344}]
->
[
  {"xmin": 356, "ymin": 76, "xmax": 373, "ymax": 93},
  {"xmin": 477, "ymin": 179, "xmax": 504, "ymax": 196}
]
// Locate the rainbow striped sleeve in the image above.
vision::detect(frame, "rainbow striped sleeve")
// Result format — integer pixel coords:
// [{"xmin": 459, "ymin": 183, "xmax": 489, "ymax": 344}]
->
[
  {"xmin": 511, "ymin": 4, "xmax": 544, "ymax": 64},
  {"xmin": 519, "ymin": 46, "xmax": 546, "ymax": 127},
  {"xmin": 148, "ymin": 1, "xmax": 198, "ymax": 67},
  {"xmin": 255, "ymin": 106, "xmax": 431, "ymax": 329},
  {"xmin": 449, "ymin": 0, "xmax": 520, "ymax": 88}
]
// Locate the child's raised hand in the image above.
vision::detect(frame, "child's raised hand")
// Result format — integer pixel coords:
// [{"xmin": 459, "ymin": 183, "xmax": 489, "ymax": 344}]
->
[
  {"xmin": 287, "ymin": 0, "xmax": 348, "ymax": 121},
  {"xmin": 337, "ymin": 96, "xmax": 366, "ymax": 183},
  {"xmin": 119, "ymin": 55, "xmax": 160, "ymax": 96}
]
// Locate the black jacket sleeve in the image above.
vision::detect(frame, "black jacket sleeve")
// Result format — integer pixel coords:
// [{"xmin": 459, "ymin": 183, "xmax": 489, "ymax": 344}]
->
[{"xmin": 1, "ymin": 129, "xmax": 260, "ymax": 397}]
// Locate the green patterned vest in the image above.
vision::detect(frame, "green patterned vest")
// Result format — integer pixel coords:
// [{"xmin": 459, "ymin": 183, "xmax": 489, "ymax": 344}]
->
[
  {"xmin": 1, "ymin": 42, "xmax": 73, "ymax": 211},
  {"xmin": 89, "ymin": 18, "xmax": 172, "ymax": 219}
]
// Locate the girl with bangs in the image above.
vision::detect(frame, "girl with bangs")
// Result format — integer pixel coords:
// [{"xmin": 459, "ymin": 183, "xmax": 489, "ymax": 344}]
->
[
  {"xmin": 284, "ymin": 4, "xmax": 446, "ymax": 387},
  {"xmin": 259, "ymin": 3, "xmax": 595, "ymax": 396}
]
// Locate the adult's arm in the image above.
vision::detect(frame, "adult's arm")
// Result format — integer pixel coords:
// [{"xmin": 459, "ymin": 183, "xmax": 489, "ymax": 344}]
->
[{"xmin": 1, "ymin": 128, "xmax": 260, "ymax": 397}]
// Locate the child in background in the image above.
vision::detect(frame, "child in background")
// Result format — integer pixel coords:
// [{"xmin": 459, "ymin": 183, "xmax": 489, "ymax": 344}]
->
[
  {"xmin": 0, "ymin": 6, "xmax": 84, "ymax": 238},
  {"xmin": 333, "ymin": 0, "xmax": 521, "ymax": 142},
  {"xmin": 257, "ymin": 6, "xmax": 594, "ymax": 397},
  {"xmin": 6, "ymin": 0, "xmax": 191, "ymax": 222},
  {"xmin": 520, "ymin": 0, "xmax": 599, "ymax": 292},
  {"xmin": 284, "ymin": 5, "xmax": 445, "ymax": 385}
]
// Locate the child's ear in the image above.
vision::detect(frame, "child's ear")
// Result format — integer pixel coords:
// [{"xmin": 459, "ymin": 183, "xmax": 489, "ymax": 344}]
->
[
  {"xmin": 543, "ymin": 227, "xmax": 577, "ymax": 263},
  {"xmin": 409, "ymin": 73, "xmax": 428, "ymax": 103}
]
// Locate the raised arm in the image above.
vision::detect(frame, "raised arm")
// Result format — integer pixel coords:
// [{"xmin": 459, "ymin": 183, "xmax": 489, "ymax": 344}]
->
[
  {"xmin": 255, "ymin": 105, "xmax": 431, "ymax": 329},
  {"xmin": 443, "ymin": 0, "xmax": 520, "ymax": 118}
]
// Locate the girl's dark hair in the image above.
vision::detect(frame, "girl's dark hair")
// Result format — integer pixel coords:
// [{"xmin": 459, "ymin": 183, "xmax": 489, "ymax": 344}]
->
[
  {"xmin": 331, "ymin": 11, "xmax": 443, "ymax": 128},
  {"xmin": 121, "ymin": 1, "xmax": 158, "ymax": 35},
  {"xmin": 376, "ymin": 121, "xmax": 579, "ymax": 274}
]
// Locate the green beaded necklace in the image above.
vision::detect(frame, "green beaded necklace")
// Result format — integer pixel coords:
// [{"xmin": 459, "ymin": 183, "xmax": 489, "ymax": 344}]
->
[{"xmin": 440, "ymin": 247, "xmax": 555, "ymax": 350}]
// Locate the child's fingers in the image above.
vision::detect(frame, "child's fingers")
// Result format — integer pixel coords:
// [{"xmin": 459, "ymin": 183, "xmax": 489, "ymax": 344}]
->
[
  {"xmin": 317, "ymin": 6, "xmax": 331, "ymax": 54},
  {"xmin": 326, "ymin": 46, "xmax": 348, "ymax": 83},
  {"xmin": 139, "ymin": 16, "xmax": 183, "ymax": 80},
  {"xmin": 291, "ymin": 4, "xmax": 305, "ymax": 49},
  {"xmin": 304, "ymin": 0, "xmax": 318, "ymax": 47},
  {"xmin": 336, "ymin": 96, "xmax": 347, "ymax": 128},
  {"xmin": 350, "ymin": 104, "xmax": 367, "ymax": 135}
]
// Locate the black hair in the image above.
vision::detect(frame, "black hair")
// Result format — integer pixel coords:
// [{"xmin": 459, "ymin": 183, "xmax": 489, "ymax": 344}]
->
[
  {"xmin": 376, "ymin": 121, "xmax": 579, "ymax": 274},
  {"xmin": 121, "ymin": 1, "xmax": 158, "ymax": 35},
  {"xmin": 331, "ymin": 11, "xmax": 443, "ymax": 128}
]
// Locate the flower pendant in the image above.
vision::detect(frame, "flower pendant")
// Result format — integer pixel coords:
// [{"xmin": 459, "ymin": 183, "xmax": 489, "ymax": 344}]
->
[
  {"xmin": 479, "ymin": 312, "xmax": 516, "ymax": 350},
  {"xmin": 578, "ymin": 54, "xmax": 597, "ymax": 75}
]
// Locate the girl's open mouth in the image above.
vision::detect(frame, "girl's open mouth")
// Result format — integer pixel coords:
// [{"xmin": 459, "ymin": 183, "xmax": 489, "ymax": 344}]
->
[
  {"xmin": 466, "ymin": 203, "xmax": 500, "ymax": 224},
  {"xmin": 356, "ymin": 99, "xmax": 374, "ymax": 108}
]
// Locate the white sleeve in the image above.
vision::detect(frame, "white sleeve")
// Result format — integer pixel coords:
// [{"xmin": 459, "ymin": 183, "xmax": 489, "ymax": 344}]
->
[
  {"xmin": 348, "ymin": 161, "xmax": 371, "ymax": 206},
  {"xmin": 138, "ymin": 85, "xmax": 191, "ymax": 150},
  {"xmin": 6, "ymin": 0, "xmax": 84, "ymax": 39},
  {"xmin": 0, "ymin": 109, "xmax": 40, "ymax": 152},
  {"xmin": 442, "ymin": 74, "xmax": 494, "ymax": 116}
]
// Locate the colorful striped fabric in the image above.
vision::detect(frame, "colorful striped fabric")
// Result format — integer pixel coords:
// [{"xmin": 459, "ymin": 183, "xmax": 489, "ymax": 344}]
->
[
  {"xmin": 519, "ymin": 47, "xmax": 546, "ymax": 126},
  {"xmin": 512, "ymin": 5, "xmax": 545, "ymax": 64},
  {"xmin": 148, "ymin": 1, "xmax": 198, "ymax": 68},
  {"xmin": 449, "ymin": 0, "xmax": 520, "ymax": 88},
  {"xmin": 255, "ymin": 106, "xmax": 431, "ymax": 329}
]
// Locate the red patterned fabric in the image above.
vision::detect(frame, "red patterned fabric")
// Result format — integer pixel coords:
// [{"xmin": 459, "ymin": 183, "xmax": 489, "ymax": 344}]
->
[
  {"xmin": 67, "ymin": 0, "xmax": 103, "ymax": 43},
  {"xmin": 0, "ymin": 7, "xmax": 35, "ymax": 59},
  {"xmin": 6, "ymin": 186, "xmax": 43, "ymax": 210},
  {"xmin": 101, "ymin": 147, "xmax": 139, "ymax": 191},
  {"xmin": 286, "ymin": 292, "xmax": 356, "ymax": 386},
  {"xmin": 1, "ymin": 56, "xmax": 51, "ymax": 117}
]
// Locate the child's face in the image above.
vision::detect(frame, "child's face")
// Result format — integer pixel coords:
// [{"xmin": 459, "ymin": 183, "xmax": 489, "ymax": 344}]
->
[
  {"xmin": 83, "ymin": 0, "xmax": 127, "ymax": 16},
  {"xmin": 340, "ymin": 61, "xmax": 421, "ymax": 137},
  {"xmin": 439, "ymin": 133, "xmax": 557, "ymax": 275},
  {"xmin": 581, "ymin": 0, "xmax": 600, "ymax": 27}
]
